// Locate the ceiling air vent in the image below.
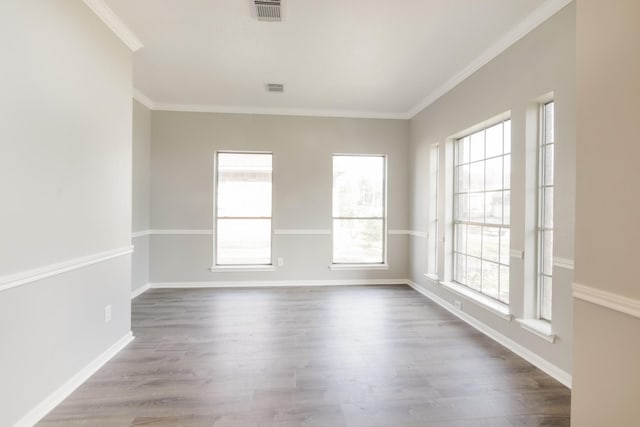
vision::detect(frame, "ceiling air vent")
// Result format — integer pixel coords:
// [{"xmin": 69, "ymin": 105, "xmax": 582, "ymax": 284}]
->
[
  {"xmin": 254, "ymin": 0, "xmax": 281, "ymax": 21},
  {"xmin": 266, "ymin": 83, "xmax": 284, "ymax": 93}
]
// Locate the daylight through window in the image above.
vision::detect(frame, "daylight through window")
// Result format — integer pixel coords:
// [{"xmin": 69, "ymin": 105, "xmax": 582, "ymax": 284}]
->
[
  {"xmin": 332, "ymin": 155, "xmax": 386, "ymax": 264},
  {"xmin": 538, "ymin": 101, "xmax": 555, "ymax": 321},
  {"xmin": 453, "ymin": 119, "xmax": 511, "ymax": 304},
  {"xmin": 215, "ymin": 152, "xmax": 272, "ymax": 265}
]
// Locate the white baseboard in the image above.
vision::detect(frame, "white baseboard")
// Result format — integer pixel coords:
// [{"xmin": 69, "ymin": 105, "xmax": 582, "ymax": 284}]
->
[
  {"xmin": 150, "ymin": 278, "xmax": 408, "ymax": 289},
  {"xmin": 13, "ymin": 332, "xmax": 134, "ymax": 427},
  {"xmin": 131, "ymin": 283, "xmax": 150, "ymax": 299},
  {"xmin": 407, "ymin": 280, "xmax": 572, "ymax": 389}
]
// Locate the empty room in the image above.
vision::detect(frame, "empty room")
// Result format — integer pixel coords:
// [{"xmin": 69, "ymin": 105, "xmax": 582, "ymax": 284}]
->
[{"xmin": 1, "ymin": 0, "xmax": 639, "ymax": 426}]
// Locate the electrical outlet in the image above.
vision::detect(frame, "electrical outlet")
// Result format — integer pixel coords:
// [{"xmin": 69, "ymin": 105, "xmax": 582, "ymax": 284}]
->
[
  {"xmin": 104, "ymin": 305, "xmax": 112, "ymax": 323},
  {"xmin": 454, "ymin": 300, "xmax": 462, "ymax": 310},
  {"xmin": 277, "ymin": 257, "xmax": 284, "ymax": 267}
]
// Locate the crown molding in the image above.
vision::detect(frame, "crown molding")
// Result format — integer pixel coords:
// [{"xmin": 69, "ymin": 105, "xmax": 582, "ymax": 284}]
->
[
  {"xmin": 132, "ymin": 89, "xmax": 156, "ymax": 110},
  {"xmin": 132, "ymin": 88, "xmax": 407, "ymax": 119},
  {"xmin": 131, "ymin": 0, "xmax": 571, "ymax": 120},
  {"xmin": 152, "ymin": 102, "xmax": 409, "ymax": 120},
  {"xmin": 406, "ymin": 0, "xmax": 574, "ymax": 118},
  {"xmin": 81, "ymin": 0, "xmax": 143, "ymax": 52}
]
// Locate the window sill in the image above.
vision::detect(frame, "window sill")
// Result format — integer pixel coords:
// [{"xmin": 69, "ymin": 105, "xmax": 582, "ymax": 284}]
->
[
  {"xmin": 209, "ymin": 265, "xmax": 275, "ymax": 272},
  {"xmin": 329, "ymin": 263, "xmax": 389, "ymax": 271},
  {"xmin": 439, "ymin": 281, "xmax": 513, "ymax": 321},
  {"xmin": 424, "ymin": 273, "xmax": 439, "ymax": 282},
  {"xmin": 516, "ymin": 318, "xmax": 557, "ymax": 343}
]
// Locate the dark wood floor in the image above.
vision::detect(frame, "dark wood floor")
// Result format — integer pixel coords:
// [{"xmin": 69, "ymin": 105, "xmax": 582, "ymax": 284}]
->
[{"xmin": 39, "ymin": 285, "xmax": 570, "ymax": 426}]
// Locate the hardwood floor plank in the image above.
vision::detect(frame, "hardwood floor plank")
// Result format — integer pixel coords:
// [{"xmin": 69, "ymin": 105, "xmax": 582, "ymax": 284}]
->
[{"xmin": 38, "ymin": 285, "xmax": 570, "ymax": 426}]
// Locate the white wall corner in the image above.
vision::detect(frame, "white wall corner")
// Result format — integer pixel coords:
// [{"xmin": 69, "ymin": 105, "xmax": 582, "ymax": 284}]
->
[
  {"xmin": 132, "ymin": 89, "xmax": 156, "ymax": 110},
  {"xmin": 81, "ymin": 0, "xmax": 143, "ymax": 51},
  {"xmin": 131, "ymin": 283, "xmax": 150, "ymax": 300}
]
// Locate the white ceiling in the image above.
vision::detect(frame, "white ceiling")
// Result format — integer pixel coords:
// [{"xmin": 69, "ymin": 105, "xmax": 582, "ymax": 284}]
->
[{"xmin": 103, "ymin": 0, "xmax": 569, "ymax": 118}]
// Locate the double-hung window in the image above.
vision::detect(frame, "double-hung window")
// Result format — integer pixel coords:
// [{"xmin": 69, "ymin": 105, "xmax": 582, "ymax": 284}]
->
[
  {"xmin": 453, "ymin": 120, "xmax": 511, "ymax": 304},
  {"xmin": 428, "ymin": 144, "xmax": 440, "ymax": 276},
  {"xmin": 214, "ymin": 152, "xmax": 272, "ymax": 266},
  {"xmin": 332, "ymin": 155, "xmax": 386, "ymax": 264},
  {"xmin": 537, "ymin": 101, "xmax": 555, "ymax": 321}
]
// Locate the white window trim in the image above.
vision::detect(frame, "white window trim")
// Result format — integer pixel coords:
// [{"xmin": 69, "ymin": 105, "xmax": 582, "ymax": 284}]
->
[
  {"xmin": 516, "ymin": 318, "xmax": 557, "ymax": 343},
  {"xmin": 440, "ymin": 281, "xmax": 512, "ymax": 321},
  {"xmin": 210, "ymin": 265, "xmax": 276, "ymax": 272},
  {"xmin": 331, "ymin": 153, "xmax": 388, "ymax": 266},
  {"xmin": 450, "ymin": 116, "xmax": 512, "ymax": 306},
  {"xmin": 427, "ymin": 143, "xmax": 440, "ymax": 277},
  {"xmin": 329, "ymin": 263, "xmax": 389, "ymax": 271},
  {"xmin": 212, "ymin": 150, "xmax": 274, "ymax": 268},
  {"xmin": 535, "ymin": 99, "xmax": 555, "ymax": 322}
]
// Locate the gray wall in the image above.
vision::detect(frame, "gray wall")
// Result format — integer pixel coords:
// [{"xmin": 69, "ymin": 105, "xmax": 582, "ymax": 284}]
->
[
  {"xmin": 572, "ymin": 0, "xmax": 640, "ymax": 424},
  {"xmin": 132, "ymin": 100, "xmax": 151, "ymax": 295},
  {"xmin": 408, "ymin": 4, "xmax": 576, "ymax": 376},
  {"xmin": 0, "ymin": 1, "xmax": 133, "ymax": 425},
  {"xmin": 149, "ymin": 112, "xmax": 410, "ymax": 284}
]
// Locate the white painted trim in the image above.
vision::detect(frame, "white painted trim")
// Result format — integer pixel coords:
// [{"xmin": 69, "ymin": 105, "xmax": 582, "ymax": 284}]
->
[
  {"xmin": 151, "ymin": 102, "xmax": 408, "ymax": 120},
  {"xmin": 150, "ymin": 229, "xmax": 213, "ymax": 235},
  {"xmin": 150, "ymin": 279, "xmax": 407, "ymax": 289},
  {"xmin": 133, "ymin": 89, "xmax": 155, "ymax": 110},
  {"xmin": 424, "ymin": 273, "xmax": 439, "ymax": 282},
  {"xmin": 13, "ymin": 332, "xmax": 134, "ymax": 427},
  {"xmin": 510, "ymin": 249, "xmax": 525, "ymax": 260},
  {"xmin": 408, "ymin": 281, "xmax": 572, "ymax": 388},
  {"xmin": 328, "ymin": 263, "xmax": 389, "ymax": 271},
  {"xmin": 553, "ymin": 257, "xmax": 574, "ymax": 270},
  {"xmin": 81, "ymin": 0, "xmax": 143, "ymax": 51},
  {"xmin": 127, "ymin": 1, "xmax": 571, "ymax": 120},
  {"xmin": 388, "ymin": 229, "xmax": 411, "ymax": 235},
  {"xmin": 516, "ymin": 318, "xmax": 557, "ymax": 343},
  {"xmin": 573, "ymin": 283, "xmax": 640, "ymax": 320},
  {"xmin": 406, "ymin": 0, "xmax": 573, "ymax": 118},
  {"xmin": 131, "ymin": 283, "xmax": 150, "ymax": 299},
  {"xmin": 210, "ymin": 265, "xmax": 276, "ymax": 272},
  {"xmin": 408, "ymin": 230, "xmax": 429, "ymax": 238},
  {"xmin": 273, "ymin": 229, "xmax": 331, "ymax": 235},
  {"xmin": 0, "ymin": 246, "xmax": 134, "ymax": 293},
  {"xmin": 131, "ymin": 230, "xmax": 151, "ymax": 238},
  {"xmin": 440, "ymin": 281, "xmax": 513, "ymax": 321}
]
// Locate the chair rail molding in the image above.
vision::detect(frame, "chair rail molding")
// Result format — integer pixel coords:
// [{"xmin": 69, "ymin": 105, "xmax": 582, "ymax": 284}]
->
[
  {"xmin": 573, "ymin": 282, "xmax": 640, "ymax": 319},
  {"xmin": 0, "ymin": 246, "xmax": 134, "ymax": 293}
]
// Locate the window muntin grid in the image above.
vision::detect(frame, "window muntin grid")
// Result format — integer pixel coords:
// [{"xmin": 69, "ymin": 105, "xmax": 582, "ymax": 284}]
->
[
  {"xmin": 538, "ymin": 101, "xmax": 555, "ymax": 321},
  {"xmin": 428, "ymin": 144, "xmax": 439, "ymax": 275},
  {"xmin": 453, "ymin": 120, "xmax": 511, "ymax": 304},
  {"xmin": 214, "ymin": 152, "xmax": 273, "ymax": 266},
  {"xmin": 332, "ymin": 155, "xmax": 386, "ymax": 264}
]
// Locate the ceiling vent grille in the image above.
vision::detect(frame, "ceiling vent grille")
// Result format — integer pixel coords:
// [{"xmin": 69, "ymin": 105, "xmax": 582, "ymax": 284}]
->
[
  {"xmin": 255, "ymin": 0, "xmax": 281, "ymax": 21},
  {"xmin": 266, "ymin": 83, "xmax": 284, "ymax": 93}
]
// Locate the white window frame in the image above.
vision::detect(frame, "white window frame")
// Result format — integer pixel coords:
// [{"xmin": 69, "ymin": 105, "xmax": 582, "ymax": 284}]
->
[
  {"xmin": 427, "ymin": 143, "xmax": 440, "ymax": 278},
  {"xmin": 330, "ymin": 153, "xmax": 388, "ymax": 270},
  {"xmin": 451, "ymin": 117, "xmax": 512, "ymax": 307},
  {"xmin": 537, "ymin": 100, "xmax": 555, "ymax": 321},
  {"xmin": 211, "ymin": 150, "xmax": 274, "ymax": 271}
]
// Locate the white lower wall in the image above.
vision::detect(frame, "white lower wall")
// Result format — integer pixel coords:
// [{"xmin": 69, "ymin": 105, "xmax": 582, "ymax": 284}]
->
[
  {"xmin": 149, "ymin": 233, "xmax": 410, "ymax": 284},
  {"xmin": 0, "ymin": 255, "xmax": 132, "ymax": 426}
]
